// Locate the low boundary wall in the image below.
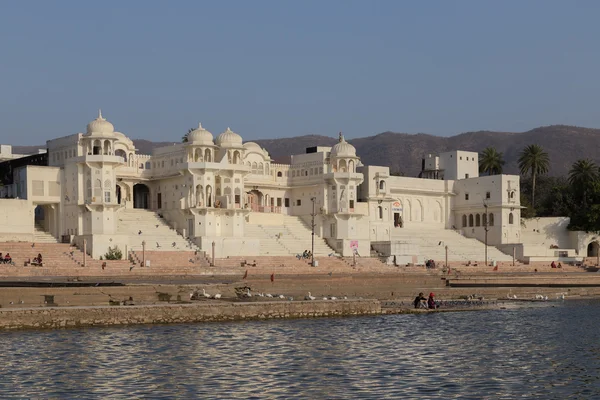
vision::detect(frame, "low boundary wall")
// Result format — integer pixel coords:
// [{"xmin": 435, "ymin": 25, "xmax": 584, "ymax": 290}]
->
[{"xmin": 0, "ymin": 299, "xmax": 381, "ymax": 330}]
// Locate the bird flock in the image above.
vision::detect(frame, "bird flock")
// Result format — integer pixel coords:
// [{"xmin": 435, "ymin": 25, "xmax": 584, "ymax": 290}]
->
[{"xmin": 189, "ymin": 288, "xmax": 347, "ymax": 302}]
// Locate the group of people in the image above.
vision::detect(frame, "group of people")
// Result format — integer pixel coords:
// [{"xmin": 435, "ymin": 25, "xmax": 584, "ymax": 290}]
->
[
  {"xmin": 551, "ymin": 261, "xmax": 562, "ymax": 269},
  {"xmin": 32, "ymin": 253, "xmax": 43, "ymax": 266},
  {"xmin": 413, "ymin": 292, "xmax": 438, "ymax": 309},
  {"xmin": 425, "ymin": 259, "xmax": 436, "ymax": 269},
  {"xmin": 0, "ymin": 253, "xmax": 13, "ymax": 265},
  {"xmin": 297, "ymin": 250, "xmax": 313, "ymax": 260}
]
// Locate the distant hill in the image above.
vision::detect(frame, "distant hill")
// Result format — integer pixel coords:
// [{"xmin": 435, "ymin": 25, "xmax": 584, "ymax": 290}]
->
[{"xmin": 13, "ymin": 125, "xmax": 600, "ymax": 177}]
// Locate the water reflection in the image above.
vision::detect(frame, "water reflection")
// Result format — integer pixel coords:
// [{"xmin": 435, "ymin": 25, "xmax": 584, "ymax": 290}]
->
[{"xmin": 0, "ymin": 301, "xmax": 600, "ymax": 398}]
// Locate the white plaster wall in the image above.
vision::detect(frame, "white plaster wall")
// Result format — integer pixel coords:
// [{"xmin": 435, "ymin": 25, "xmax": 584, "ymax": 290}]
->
[{"xmin": 0, "ymin": 199, "xmax": 34, "ymax": 241}]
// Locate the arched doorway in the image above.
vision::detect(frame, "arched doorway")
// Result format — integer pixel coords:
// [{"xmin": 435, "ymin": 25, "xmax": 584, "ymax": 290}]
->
[
  {"xmin": 588, "ymin": 242, "xmax": 600, "ymax": 257},
  {"xmin": 247, "ymin": 189, "xmax": 263, "ymax": 211},
  {"xmin": 133, "ymin": 184, "xmax": 150, "ymax": 209},
  {"xmin": 115, "ymin": 149, "xmax": 127, "ymax": 162},
  {"xmin": 116, "ymin": 185, "xmax": 122, "ymax": 204}
]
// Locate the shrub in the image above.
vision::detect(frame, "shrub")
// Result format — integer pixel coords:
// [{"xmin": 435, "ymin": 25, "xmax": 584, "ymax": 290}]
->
[{"xmin": 104, "ymin": 246, "xmax": 123, "ymax": 260}]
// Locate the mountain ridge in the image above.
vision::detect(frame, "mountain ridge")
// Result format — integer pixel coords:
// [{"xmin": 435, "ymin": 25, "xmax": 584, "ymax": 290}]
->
[{"xmin": 11, "ymin": 124, "xmax": 600, "ymax": 177}]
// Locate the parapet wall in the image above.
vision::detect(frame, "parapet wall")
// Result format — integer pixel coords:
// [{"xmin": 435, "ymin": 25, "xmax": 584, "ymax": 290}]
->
[{"xmin": 0, "ymin": 299, "xmax": 381, "ymax": 330}]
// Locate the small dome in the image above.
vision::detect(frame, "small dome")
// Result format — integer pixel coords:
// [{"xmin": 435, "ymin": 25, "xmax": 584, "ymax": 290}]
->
[
  {"xmin": 330, "ymin": 132, "xmax": 356, "ymax": 158},
  {"xmin": 243, "ymin": 142, "xmax": 262, "ymax": 151},
  {"xmin": 188, "ymin": 123, "xmax": 214, "ymax": 145},
  {"xmin": 216, "ymin": 127, "xmax": 243, "ymax": 147},
  {"xmin": 86, "ymin": 110, "xmax": 115, "ymax": 136}
]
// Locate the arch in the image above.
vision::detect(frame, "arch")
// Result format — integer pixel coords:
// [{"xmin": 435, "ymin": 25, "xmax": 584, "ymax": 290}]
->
[
  {"xmin": 204, "ymin": 148, "xmax": 212, "ymax": 162},
  {"xmin": 103, "ymin": 140, "xmax": 111, "ymax": 155},
  {"xmin": 348, "ymin": 160, "xmax": 355, "ymax": 173},
  {"xmin": 145, "ymin": 161, "xmax": 151, "ymax": 169},
  {"xmin": 277, "ymin": 171, "xmax": 283, "ymax": 177},
  {"xmin": 339, "ymin": 159, "xmax": 347, "ymax": 172},
  {"xmin": 247, "ymin": 189, "xmax": 263, "ymax": 210},
  {"xmin": 489, "ymin": 213, "xmax": 494, "ymax": 226},
  {"xmin": 434, "ymin": 201, "xmax": 442, "ymax": 223},
  {"xmin": 252, "ymin": 162, "xmax": 258, "ymax": 174},
  {"xmin": 115, "ymin": 149, "xmax": 127, "ymax": 162},
  {"xmin": 265, "ymin": 163, "xmax": 270, "ymax": 175},
  {"xmin": 468, "ymin": 214, "xmax": 474, "ymax": 227},
  {"xmin": 482, "ymin": 213, "xmax": 487, "ymax": 226},
  {"xmin": 116, "ymin": 184, "xmax": 122, "ymax": 204},
  {"xmin": 195, "ymin": 149, "xmax": 203, "ymax": 162},
  {"xmin": 588, "ymin": 242, "xmax": 600, "ymax": 257},
  {"xmin": 133, "ymin": 183, "xmax": 150, "ymax": 209},
  {"xmin": 509, "ymin": 213, "xmax": 514, "ymax": 224},
  {"xmin": 462, "ymin": 214, "xmax": 467, "ymax": 228},
  {"xmin": 93, "ymin": 140, "xmax": 102, "ymax": 155},
  {"xmin": 475, "ymin": 214, "xmax": 481, "ymax": 227},
  {"xmin": 195, "ymin": 184, "xmax": 204, "ymax": 207},
  {"xmin": 233, "ymin": 150, "xmax": 241, "ymax": 164},
  {"xmin": 206, "ymin": 185, "xmax": 213, "ymax": 207},
  {"xmin": 259, "ymin": 163, "xmax": 264, "ymax": 175},
  {"xmin": 414, "ymin": 200, "xmax": 422, "ymax": 222},
  {"xmin": 94, "ymin": 179, "xmax": 102, "ymax": 198},
  {"xmin": 378, "ymin": 206, "xmax": 383, "ymax": 219},
  {"xmin": 379, "ymin": 180, "xmax": 386, "ymax": 191},
  {"xmin": 128, "ymin": 153, "xmax": 133, "ymax": 166},
  {"xmin": 86, "ymin": 179, "xmax": 92, "ymax": 199},
  {"xmin": 405, "ymin": 200, "xmax": 412, "ymax": 222}
]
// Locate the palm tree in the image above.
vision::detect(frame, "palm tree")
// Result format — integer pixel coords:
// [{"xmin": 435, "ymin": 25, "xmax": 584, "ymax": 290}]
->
[
  {"xmin": 479, "ymin": 147, "xmax": 505, "ymax": 175},
  {"xmin": 518, "ymin": 144, "xmax": 549, "ymax": 210},
  {"xmin": 568, "ymin": 159, "xmax": 599, "ymax": 208},
  {"xmin": 182, "ymin": 128, "xmax": 195, "ymax": 143}
]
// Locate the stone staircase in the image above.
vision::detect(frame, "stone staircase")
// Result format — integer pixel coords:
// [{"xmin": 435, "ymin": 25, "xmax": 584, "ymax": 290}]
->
[
  {"xmin": 245, "ymin": 215, "xmax": 336, "ymax": 256},
  {"xmin": 392, "ymin": 228, "xmax": 514, "ymax": 263},
  {"xmin": 117, "ymin": 209, "xmax": 199, "ymax": 252},
  {"xmin": 34, "ymin": 224, "xmax": 59, "ymax": 243}
]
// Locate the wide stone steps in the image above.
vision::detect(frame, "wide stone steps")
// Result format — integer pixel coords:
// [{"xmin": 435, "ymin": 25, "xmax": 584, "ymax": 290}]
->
[
  {"xmin": 392, "ymin": 228, "xmax": 513, "ymax": 263},
  {"xmin": 117, "ymin": 209, "xmax": 199, "ymax": 252}
]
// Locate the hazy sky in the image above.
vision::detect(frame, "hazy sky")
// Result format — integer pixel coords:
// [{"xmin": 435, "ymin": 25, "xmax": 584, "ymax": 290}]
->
[{"xmin": 1, "ymin": 0, "xmax": 599, "ymax": 145}]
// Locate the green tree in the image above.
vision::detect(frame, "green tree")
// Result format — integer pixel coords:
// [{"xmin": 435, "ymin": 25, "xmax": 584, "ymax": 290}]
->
[
  {"xmin": 518, "ymin": 144, "xmax": 549, "ymax": 212},
  {"xmin": 182, "ymin": 127, "xmax": 195, "ymax": 143},
  {"xmin": 104, "ymin": 246, "xmax": 123, "ymax": 260},
  {"xmin": 568, "ymin": 159, "xmax": 600, "ymax": 208},
  {"xmin": 478, "ymin": 147, "xmax": 505, "ymax": 175}
]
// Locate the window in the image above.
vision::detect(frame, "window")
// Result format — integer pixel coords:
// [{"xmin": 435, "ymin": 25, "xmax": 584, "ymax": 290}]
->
[
  {"xmin": 462, "ymin": 214, "xmax": 467, "ymax": 227},
  {"xmin": 277, "ymin": 198, "xmax": 282, "ymax": 207},
  {"xmin": 509, "ymin": 213, "xmax": 514, "ymax": 224},
  {"xmin": 378, "ymin": 206, "xmax": 383, "ymax": 219},
  {"xmin": 465, "ymin": 174, "xmax": 469, "ymax": 179},
  {"xmin": 139, "ymin": 163, "xmax": 144, "ymax": 169},
  {"xmin": 297, "ymin": 199, "xmax": 301, "ymax": 206},
  {"xmin": 465, "ymin": 193, "xmax": 469, "ymax": 200},
  {"xmin": 489, "ymin": 213, "xmax": 494, "ymax": 226},
  {"xmin": 468, "ymin": 214, "xmax": 474, "ymax": 227},
  {"xmin": 104, "ymin": 191, "xmax": 111, "ymax": 203},
  {"xmin": 146, "ymin": 161, "xmax": 151, "ymax": 169},
  {"xmin": 350, "ymin": 200, "xmax": 354, "ymax": 209},
  {"xmin": 235, "ymin": 194, "xmax": 240, "ymax": 204},
  {"xmin": 482, "ymin": 213, "xmax": 487, "ymax": 226},
  {"xmin": 475, "ymin": 214, "xmax": 481, "ymax": 227},
  {"xmin": 460, "ymin": 157, "xmax": 463, "ymax": 160},
  {"xmin": 277, "ymin": 171, "xmax": 282, "ymax": 177},
  {"xmin": 285, "ymin": 198, "xmax": 290, "ymax": 207},
  {"xmin": 379, "ymin": 181, "xmax": 385, "ymax": 190},
  {"xmin": 486, "ymin": 192, "xmax": 490, "ymax": 199}
]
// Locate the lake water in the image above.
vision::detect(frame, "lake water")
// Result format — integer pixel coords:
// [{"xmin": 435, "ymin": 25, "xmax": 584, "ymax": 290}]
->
[{"xmin": 1, "ymin": 301, "xmax": 599, "ymax": 399}]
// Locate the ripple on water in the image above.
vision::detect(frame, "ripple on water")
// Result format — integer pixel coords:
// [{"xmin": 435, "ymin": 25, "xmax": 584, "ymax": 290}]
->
[{"xmin": 0, "ymin": 301, "xmax": 600, "ymax": 398}]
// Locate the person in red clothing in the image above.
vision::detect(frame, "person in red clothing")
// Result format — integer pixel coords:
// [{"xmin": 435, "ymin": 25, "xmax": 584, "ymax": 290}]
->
[{"xmin": 427, "ymin": 292, "xmax": 437, "ymax": 309}]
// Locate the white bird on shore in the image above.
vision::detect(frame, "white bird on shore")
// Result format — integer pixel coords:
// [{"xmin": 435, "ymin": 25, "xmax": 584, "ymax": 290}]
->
[
  {"xmin": 544, "ymin": 296, "xmax": 548, "ymax": 301},
  {"xmin": 330, "ymin": 296, "xmax": 337, "ymax": 300},
  {"xmin": 323, "ymin": 297, "xmax": 328, "ymax": 300},
  {"xmin": 343, "ymin": 296, "xmax": 348, "ymax": 300},
  {"xmin": 213, "ymin": 293, "xmax": 221, "ymax": 299},
  {"xmin": 202, "ymin": 289, "xmax": 211, "ymax": 298},
  {"xmin": 560, "ymin": 294, "xmax": 565, "ymax": 300},
  {"xmin": 265, "ymin": 293, "xmax": 273, "ymax": 298},
  {"xmin": 278, "ymin": 294, "xmax": 285, "ymax": 299},
  {"xmin": 245, "ymin": 289, "xmax": 252, "ymax": 298},
  {"xmin": 189, "ymin": 292, "xmax": 195, "ymax": 300},
  {"xmin": 305, "ymin": 292, "xmax": 316, "ymax": 301}
]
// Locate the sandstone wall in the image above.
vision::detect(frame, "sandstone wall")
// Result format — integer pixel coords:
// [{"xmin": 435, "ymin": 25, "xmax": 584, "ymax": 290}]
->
[{"xmin": 0, "ymin": 299, "xmax": 381, "ymax": 330}]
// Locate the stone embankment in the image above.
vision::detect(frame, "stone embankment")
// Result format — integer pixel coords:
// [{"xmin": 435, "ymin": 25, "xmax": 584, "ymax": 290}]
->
[{"xmin": 0, "ymin": 299, "xmax": 381, "ymax": 330}]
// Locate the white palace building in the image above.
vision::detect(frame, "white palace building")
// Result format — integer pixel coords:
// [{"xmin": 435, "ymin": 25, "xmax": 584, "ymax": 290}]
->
[{"xmin": 0, "ymin": 112, "xmax": 596, "ymax": 264}]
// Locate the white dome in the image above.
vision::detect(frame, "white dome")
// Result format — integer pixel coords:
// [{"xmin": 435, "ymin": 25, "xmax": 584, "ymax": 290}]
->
[
  {"xmin": 243, "ymin": 142, "xmax": 262, "ymax": 151},
  {"xmin": 86, "ymin": 110, "xmax": 115, "ymax": 136},
  {"xmin": 188, "ymin": 123, "xmax": 214, "ymax": 145},
  {"xmin": 330, "ymin": 133, "xmax": 356, "ymax": 157},
  {"xmin": 216, "ymin": 127, "xmax": 243, "ymax": 147}
]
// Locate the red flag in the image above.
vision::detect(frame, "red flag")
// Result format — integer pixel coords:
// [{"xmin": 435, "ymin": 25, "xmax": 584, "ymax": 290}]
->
[
  {"xmin": 270, "ymin": 273, "xmax": 274, "ymax": 282},
  {"xmin": 243, "ymin": 270, "xmax": 248, "ymax": 279}
]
